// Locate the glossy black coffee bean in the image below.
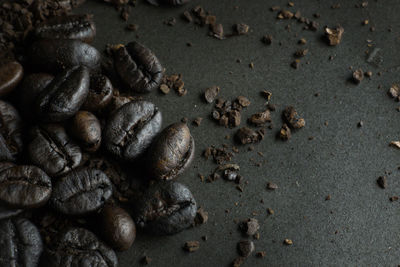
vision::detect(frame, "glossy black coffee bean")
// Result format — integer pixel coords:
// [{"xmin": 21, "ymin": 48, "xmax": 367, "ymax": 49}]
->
[
  {"xmin": 147, "ymin": 122, "xmax": 195, "ymax": 180},
  {"xmin": 134, "ymin": 181, "xmax": 197, "ymax": 235},
  {"xmin": 34, "ymin": 14, "xmax": 96, "ymax": 43},
  {"xmin": 18, "ymin": 73, "xmax": 54, "ymax": 119},
  {"xmin": 0, "ymin": 61, "xmax": 23, "ymax": 97},
  {"xmin": 98, "ymin": 204, "xmax": 136, "ymax": 251},
  {"xmin": 0, "ymin": 165, "xmax": 52, "ymax": 209},
  {"xmin": 147, "ymin": 0, "xmax": 190, "ymax": 5},
  {"xmin": 0, "ymin": 100, "xmax": 23, "ymax": 162},
  {"xmin": 104, "ymin": 101, "xmax": 162, "ymax": 161},
  {"xmin": 35, "ymin": 65, "xmax": 90, "ymax": 122},
  {"xmin": 28, "ymin": 124, "xmax": 82, "ymax": 177},
  {"xmin": 113, "ymin": 41, "xmax": 163, "ymax": 93},
  {"xmin": 0, "ymin": 218, "xmax": 43, "ymax": 267},
  {"xmin": 29, "ymin": 39, "xmax": 101, "ymax": 73},
  {"xmin": 43, "ymin": 228, "xmax": 118, "ymax": 267},
  {"xmin": 82, "ymin": 74, "xmax": 113, "ymax": 112},
  {"xmin": 69, "ymin": 111, "xmax": 101, "ymax": 152},
  {"xmin": 51, "ymin": 168, "xmax": 112, "ymax": 216},
  {"xmin": 0, "ymin": 205, "xmax": 22, "ymax": 220}
]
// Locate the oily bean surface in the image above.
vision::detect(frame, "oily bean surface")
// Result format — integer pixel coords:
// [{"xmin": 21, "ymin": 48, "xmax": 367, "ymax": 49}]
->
[
  {"xmin": 43, "ymin": 228, "xmax": 118, "ymax": 267},
  {"xmin": 34, "ymin": 14, "xmax": 96, "ymax": 43},
  {"xmin": 113, "ymin": 41, "xmax": 163, "ymax": 93},
  {"xmin": 104, "ymin": 101, "xmax": 162, "ymax": 161},
  {"xmin": 147, "ymin": 122, "xmax": 195, "ymax": 180},
  {"xmin": 0, "ymin": 101, "xmax": 23, "ymax": 161},
  {"xmin": 82, "ymin": 74, "xmax": 113, "ymax": 112},
  {"xmin": 35, "ymin": 65, "xmax": 90, "ymax": 122},
  {"xmin": 29, "ymin": 39, "xmax": 101, "ymax": 73},
  {"xmin": 134, "ymin": 181, "xmax": 197, "ymax": 235},
  {"xmin": 0, "ymin": 61, "xmax": 23, "ymax": 97},
  {"xmin": 51, "ymin": 168, "xmax": 112, "ymax": 216},
  {"xmin": 0, "ymin": 218, "xmax": 43, "ymax": 267},
  {"xmin": 0, "ymin": 165, "xmax": 52, "ymax": 209},
  {"xmin": 70, "ymin": 111, "xmax": 101, "ymax": 152},
  {"xmin": 28, "ymin": 124, "xmax": 82, "ymax": 177}
]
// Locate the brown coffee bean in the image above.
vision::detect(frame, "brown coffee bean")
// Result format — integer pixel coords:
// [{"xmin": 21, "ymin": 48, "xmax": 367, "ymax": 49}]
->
[{"xmin": 69, "ymin": 111, "xmax": 101, "ymax": 152}]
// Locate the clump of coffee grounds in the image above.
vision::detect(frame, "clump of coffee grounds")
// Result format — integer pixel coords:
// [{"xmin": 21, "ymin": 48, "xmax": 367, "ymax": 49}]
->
[
  {"xmin": 211, "ymin": 96, "xmax": 250, "ymax": 128},
  {"xmin": 102, "ymin": 0, "xmax": 137, "ymax": 21},
  {"xmin": 159, "ymin": 74, "xmax": 187, "ymax": 96}
]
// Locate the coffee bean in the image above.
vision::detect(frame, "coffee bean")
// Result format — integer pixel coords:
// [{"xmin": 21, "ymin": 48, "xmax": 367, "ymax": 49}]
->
[
  {"xmin": 34, "ymin": 14, "xmax": 96, "ymax": 43},
  {"xmin": 35, "ymin": 66, "xmax": 90, "ymax": 122},
  {"xmin": 113, "ymin": 41, "xmax": 163, "ymax": 93},
  {"xmin": 51, "ymin": 168, "xmax": 112, "ymax": 215},
  {"xmin": 29, "ymin": 39, "xmax": 101, "ymax": 73},
  {"xmin": 104, "ymin": 101, "xmax": 162, "ymax": 161},
  {"xmin": 147, "ymin": 122, "xmax": 195, "ymax": 180},
  {"xmin": 134, "ymin": 181, "xmax": 197, "ymax": 235},
  {"xmin": 0, "ymin": 205, "xmax": 22, "ymax": 220},
  {"xmin": 28, "ymin": 124, "xmax": 82, "ymax": 177},
  {"xmin": 0, "ymin": 165, "xmax": 52, "ymax": 209},
  {"xmin": 98, "ymin": 204, "xmax": 136, "ymax": 251},
  {"xmin": 0, "ymin": 61, "xmax": 23, "ymax": 97},
  {"xmin": 82, "ymin": 74, "xmax": 113, "ymax": 112},
  {"xmin": 0, "ymin": 218, "xmax": 43, "ymax": 267},
  {"xmin": 147, "ymin": 0, "xmax": 190, "ymax": 5},
  {"xmin": 0, "ymin": 100, "xmax": 23, "ymax": 161},
  {"xmin": 18, "ymin": 73, "xmax": 54, "ymax": 120},
  {"xmin": 43, "ymin": 228, "xmax": 118, "ymax": 267},
  {"xmin": 69, "ymin": 111, "xmax": 101, "ymax": 152}
]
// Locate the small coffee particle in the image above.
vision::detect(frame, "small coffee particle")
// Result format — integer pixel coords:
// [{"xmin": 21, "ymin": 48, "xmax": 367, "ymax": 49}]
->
[
  {"xmin": 283, "ymin": 106, "xmax": 305, "ymax": 129},
  {"xmin": 182, "ymin": 11, "xmax": 193, "ymax": 22},
  {"xmin": 277, "ymin": 10, "xmax": 294, "ymax": 19},
  {"xmin": 291, "ymin": 59, "xmax": 300, "ymax": 69},
  {"xmin": 183, "ymin": 241, "xmax": 200, "ymax": 252},
  {"xmin": 141, "ymin": 256, "xmax": 152, "ymax": 265},
  {"xmin": 211, "ymin": 23, "xmax": 224, "ymax": 39},
  {"xmin": 241, "ymin": 218, "xmax": 260, "ymax": 236},
  {"xmin": 325, "ymin": 26, "xmax": 344, "ymax": 46},
  {"xmin": 271, "ymin": 6, "xmax": 281, "ymax": 11},
  {"xmin": 357, "ymin": 121, "xmax": 363, "ymax": 128},
  {"xmin": 193, "ymin": 117, "xmax": 203, "ymax": 127},
  {"xmin": 164, "ymin": 17, "xmax": 177, "ymax": 26},
  {"xmin": 389, "ymin": 141, "xmax": 400, "ymax": 149},
  {"xmin": 390, "ymin": 196, "xmax": 399, "ymax": 202},
  {"xmin": 204, "ymin": 86, "xmax": 220, "ymax": 103},
  {"xmin": 298, "ymin": 38, "xmax": 307, "ymax": 45},
  {"xmin": 256, "ymin": 251, "xmax": 266, "ymax": 258},
  {"xmin": 284, "ymin": 239, "xmax": 293, "ymax": 245},
  {"xmin": 235, "ymin": 127, "xmax": 265, "ymax": 145},
  {"xmin": 159, "ymin": 84, "xmax": 170, "ymax": 94},
  {"xmin": 195, "ymin": 207, "xmax": 208, "ymax": 225},
  {"xmin": 237, "ymin": 240, "xmax": 255, "ymax": 257},
  {"xmin": 236, "ymin": 96, "xmax": 251, "ymax": 107},
  {"xmin": 261, "ymin": 35, "xmax": 273, "ymax": 45},
  {"xmin": 234, "ymin": 23, "xmax": 250, "ymax": 35},
  {"xmin": 232, "ymin": 257, "xmax": 246, "ymax": 267},
  {"xmin": 267, "ymin": 182, "xmax": 278, "ymax": 190},
  {"xmin": 279, "ymin": 124, "xmax": 291, "ymax": 140},
  {"xmin": 126, "ymin": 24, "xmax": 139, "ymax": 31},
  {"xmin": 352, "ymin": 69, "xmax": 364, "ymax": 84},
  {"xmin": 365, "ymin": 71, "xmax": 372, "ymax": 77},
  {"xmin": 377, "ymin": 176, "xmax": 387, "ymax": 189},
  {"xmin": 205, "ymin": 15, "xmax": 216, "ymax": 25},
  {"xmin": 248, "ymin": 110, "xmax": 271, "ymax": 126},
  {"xmin": 181, "ymin": 117, "xmax": 188, "ymax": 123},
  {"xmin": 388, "ymin": 84, "xmax": 400, "ymax": 99},
  {"xmin": 295, "ymin": 49, "xmax": 308, "ymax": 57},
  {"xmin": 362, "ymin": 19, "xmax": 369, "ymax": 25},
  {"xmin": 202, "ymin": 235, "xmax": 208, "ymax": 241},
  {"xmin": 325, "ymin": 195, "xmax": 331, "ymax": 201}
]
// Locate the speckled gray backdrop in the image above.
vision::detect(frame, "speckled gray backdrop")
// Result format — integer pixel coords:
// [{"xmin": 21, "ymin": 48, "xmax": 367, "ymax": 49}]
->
[{"xmin": 76, "ymin": 0, "xmax": 400, "ymax": 266}]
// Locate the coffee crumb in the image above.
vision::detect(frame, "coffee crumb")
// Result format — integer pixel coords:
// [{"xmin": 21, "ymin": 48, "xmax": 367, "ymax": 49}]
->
[
  {"xmin": 183, "ymin": 241, "xmax": 200, "ymax": 252},
  {"xmin": 390, "ymin": 141, "xmax": 400, "ymax": 149},
  {"xmin": 256, "ymin": 251, "xmax": 266, "ymax": 258},
  {"xmin": 241, "ymin": 218, "xmax": 260, "ymax": 236},
  {"xmin": 390, "ymin": 196, "xmax": 399, "ymax": 202},
  {"xmin": 232, "ymin": 257, "xmax": 246, "ymax": 267},
  {"xmin": 377, "ymin": 176, "xmax": 387, "ymax": 189},
  {"xmin": 159, "ymin": 84, "xmax": 170, "ymax": 94},
  {"xmin": 141, "ymin": 256, "xmax": 152, "ymax": 265},
  {"xmin": 325, "ymin": 195, "xmax": 331, "ymax": 201},
  {"xmin": 193, "ymin": 117, "xmax": 203, "ymax": 127},
  {"xmin": 234, "ymin": 23, "xmax": 250, "ymax": 35},
  {"xmin": 267, "ymin": 182, "xmax": 278, "ymax": 190},
  {"xmin": 352, "ymin": 69, "xmax": 364, "ymax": 84},
  {"xmin": 283, "ymin": 239, "xmax": 293, "ymax": 245},
  {"xmin": 325, "ymin": 26, "xmax": 344, "ymax": 46},
  {"xmin": 291, "ymin": 59, "xmax": 300, "ymax": 69},
  {"xmin": 261, "ymin": 35, "xmax": 273, "ymax": 45},
  {"xmin": 279, "ymin": 124, "xmax": 291, "ymax": 141},
  {"xmin": 283, "ymin": 106, "xmax": 305, "ymax": 129},
  {"xmin": 126, "ymin": 24, "xmax": 139, "ymax": 31},
  {"xmin": 237, "ymin": 240, "xmax": 255, "ymax": 257}
]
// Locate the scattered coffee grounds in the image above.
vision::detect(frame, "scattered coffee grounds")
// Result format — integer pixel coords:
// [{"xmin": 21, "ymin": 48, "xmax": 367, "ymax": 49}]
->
[
  {"xmin": 283, "ymin": 106, "xmax": 305, "ymax": 129},
  {"xmin": 235, "ymin": 127, "xmax": 265, "ymax": 145},
  {"xmin": 183, "ymin": 241, "xmax": 200, "ymax": 252},
  {"xmin": 204, "ymin": 86, "xmax": 220, "ymax": 103},
  {"xmin": 212, "ymin": 97, "xmax": 250, "ymax": 128},
  {"xmin": 237, "ymin": 240, "xmax": 255, "ymax": 257},
  {"xmin": 377, "ymin": 176, "xmax": 387, "ymax": 189},
  {"xmin": 279, "ymin": 124, "xmax": 291, "ymax": 140},
  {"xmin": 267, "ymin": 182, "xmax": 278, "ymax": 190},
  {"xmin": 284, "ymin": 239, "xmax": 293, "ymax": 245},
  {"xmin": 352, "ymin": 69, "xmax": 364, "ymax": 84},
  {"xmin": 203, "ymin": 145, "xmax": 234, "ymax": 164},
  {"xmin": 325, "ymin": 26, "xmax": 344, "ymax": 46},
  {"xmin": 160, "ymin": 74, "xmax": 187, "ymax": 96},
  {"xmin": 240, "ymin": 218, "xmax": 260, "ymax": 236}
]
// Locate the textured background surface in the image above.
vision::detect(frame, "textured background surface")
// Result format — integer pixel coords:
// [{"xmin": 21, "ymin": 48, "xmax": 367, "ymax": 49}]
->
[{"xmin": 77, "ymin": 0, "xmax": 400, "ymax": 266}]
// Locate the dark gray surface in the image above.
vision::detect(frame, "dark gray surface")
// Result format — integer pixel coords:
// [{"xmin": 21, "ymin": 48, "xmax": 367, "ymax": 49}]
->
[{"xmin": 77, "ymin": 0, "xmax": 400, "ymax": 266}]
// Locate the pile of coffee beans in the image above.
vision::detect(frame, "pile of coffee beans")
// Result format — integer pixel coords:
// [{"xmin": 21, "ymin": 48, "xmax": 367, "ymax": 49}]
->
[{"xmin": 0, "ymin": 12, "xmax": 198, "ymax": 267}]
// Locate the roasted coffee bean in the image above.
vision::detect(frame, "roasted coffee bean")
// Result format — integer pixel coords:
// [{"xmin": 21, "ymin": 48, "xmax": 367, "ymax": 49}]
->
[
  {"xmin": 134, "ymin": 181, "xmax": 197, "ymax": 235},
  {"xmin": 147, "ymin": 0, "xmax": 190, "ymax": 6},
  {"xmin": 0, "ymin": 218, "xmax": 43, "ymax": 267},
  {"xmin": 28, "ymin": 124, "xmax": 82, "ymax": 177},
  {"xmin": 70, "ymin": 111, "xmax": 101, "ymax": 152},
  {"xmin": 82, "ymin": 74, "xmax": 113, "ymax": 112},
  {"xmin": 0, "ymin": 205, "xmax": 22, "ymax": 220},
  {"xmin": 34, "ymin": 14, "xmax": 96, "ymax": 43},
  {"xmin": 0, "ymin": 100, "xmax": 23, "ymax": 161},
  {"xmin": 0, "ymin": 165, "xmax": 52, "ymax": 209},
  {"xmin": 98, "ymin": 204, "xmax": 136, "ymax": 251},
  {"xmin": 35, "ymin": 66, "xmax": 90, "ymax": 122},
  {"xmin": 18, "ymin": 73, "xmax": 54, "ymax": 119},
  {"xmin": 0, "ymin": 61, "xmax": 23, "ymax": 97},
  {"xmin": 43, "ymin": 228, "xmax": 118, "ymax": 267},
  {"xmin": 104, "ymin": 101, "xmax": 162, "ymax": 161},
  {"xmin": 147, "ymin": 122, "xmax": 195, "ymax": 180},
  {"xmin": 51, "ymin": 168, "xmax": 112, "ymax": 215},
  {"xmin": 113, "ymin": 41, "xmax": 163, "ymax": 93},
  {"xmin": 29, "ymin": 39, "xmax": 101, "ymax": 73}
]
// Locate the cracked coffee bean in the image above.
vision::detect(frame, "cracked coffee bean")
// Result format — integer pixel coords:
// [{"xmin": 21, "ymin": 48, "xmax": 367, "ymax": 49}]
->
[
  {"xmin": 18, "ymin": 73, "xmax": 54, "ymax": 120},
  {"xmin": 35, "ymin": 66, "xmax": 90, "ymax": 122},
  {"xmin": 104, "ymin": 101, "xmax": 162, "ymax": 161},
  {"xmin": 134, "ymin": 181, "xmax": 197, "ymax": 235},
  {"xmin": 0, "ymin": 165, "xmax": 52, "ymax": 209},
  {"xmin": 0, "ymin": 61, "xmax": 23, "ymax": 97},
  {"xmin": 147, "ymin": 0, "xmax": 190, "ymax": 6},
  {"xmin": 29, "ymin": 39, "xmax": 101, "ymax": 73},
  {"xmin": 147, "ymin": 122, "xmax": 195, "ymax": 181},
  {"xmin": 0, "ymin": 218, "xmax": 43, "ymax": 267},
  {"xmin": 43, "ymin": 228, "xmax": 118, "ymax": 267},
  {"xmin": 51, "ymin": 168, "xmax": 112, "ymax": 215},
  {"xmin": 113, "ymin": 41, "xmax": 163, "ymax": 93},
  {"xmin": 98, "ymin": 204, "xmax": 136, "ymax": 251},
  {"xmin": 0, "ymin": 101, "xmax": 23, "ymax": 162},
  {"xmin": 28, "ymin": 124, "xmax": 82, "ymax": 177},
  {"xmin": 69, "ymin": 111, "xmax": 101, "ymax": 152},
  {"xmin": 34, "ymin": 14, "xmax": 96, "ymax": 43},
  {"xmin": 82, "ymin": 74, "xmax": 114, "ymax": 112}
]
